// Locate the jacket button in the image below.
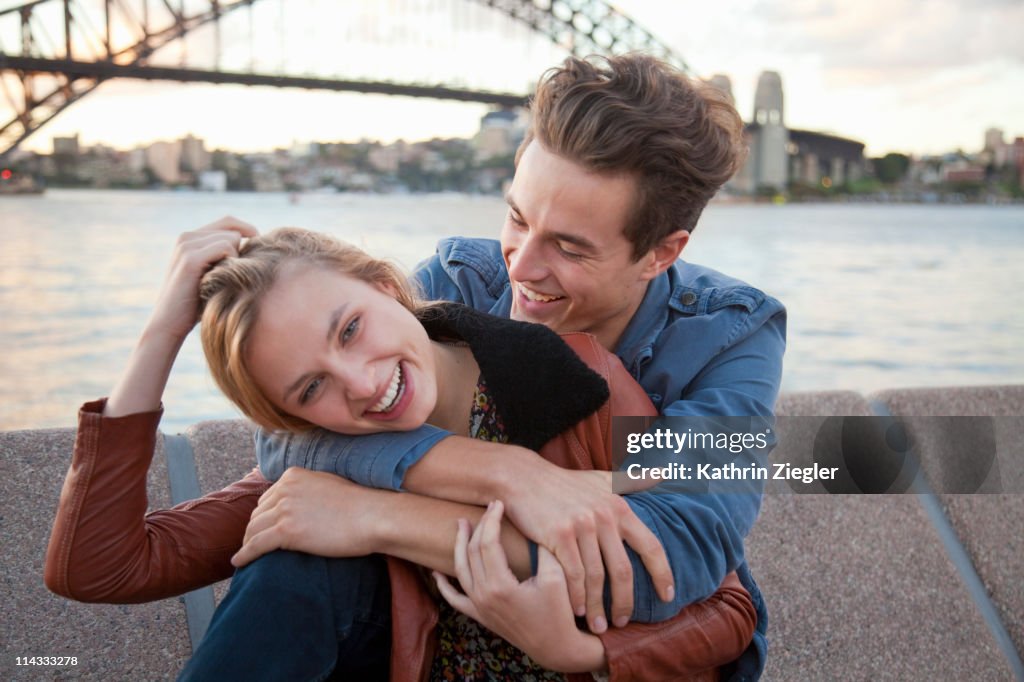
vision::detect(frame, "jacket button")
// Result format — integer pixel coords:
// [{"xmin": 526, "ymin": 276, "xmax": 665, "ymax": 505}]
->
[{"xmin": 681, "ymin": 292, "xmax": 697, "ymax": 306}]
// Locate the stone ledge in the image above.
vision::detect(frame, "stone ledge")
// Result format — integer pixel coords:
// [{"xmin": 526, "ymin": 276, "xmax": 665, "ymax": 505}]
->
[{"xmin": 2, "ymin": 386, "xmax": 1022, "ymax": 680}]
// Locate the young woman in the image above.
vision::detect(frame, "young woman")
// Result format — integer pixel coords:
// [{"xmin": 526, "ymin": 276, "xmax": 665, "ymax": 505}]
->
[{"xmin": 46, "ymin": 219, "xmax": 756, "ymax": 681}]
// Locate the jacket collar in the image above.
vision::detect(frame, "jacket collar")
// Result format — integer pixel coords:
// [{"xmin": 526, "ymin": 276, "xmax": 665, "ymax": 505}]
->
[{"xmin": 415, "ymin": 303, "xmax": 609, "ymax": 451}]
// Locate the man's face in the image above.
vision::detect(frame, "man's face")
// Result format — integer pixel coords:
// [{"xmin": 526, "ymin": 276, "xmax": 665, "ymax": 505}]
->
[{"xmin": 501, "ymin": 140, "xmax": 657, "ymax": 350}]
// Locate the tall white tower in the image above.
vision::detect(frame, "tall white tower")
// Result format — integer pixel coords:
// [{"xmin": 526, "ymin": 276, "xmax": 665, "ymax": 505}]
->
[{"xmin": 752, "ymin": 71, "xmax": 788, "ymax": 191}]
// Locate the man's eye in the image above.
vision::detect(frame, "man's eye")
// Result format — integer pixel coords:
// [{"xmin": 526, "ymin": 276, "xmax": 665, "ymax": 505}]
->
[
  {"xmin": 508, "ymin": 211, "xmax": 526, "ymax": 227},
  {"xmin": 558, "ymin": 244, "xmax": 584, "ymax": 261},
  {"xmin": 342, "ymin": 317, "xmax": 360, "ymax": 343},
  {"xmin": 300, "ymin": 377, "xmax": 323, "ymax": 404}
]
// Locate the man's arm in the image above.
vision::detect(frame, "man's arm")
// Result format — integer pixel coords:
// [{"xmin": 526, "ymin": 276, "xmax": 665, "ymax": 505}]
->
[{"xmin": 617, "ymin": 310, "xmax": 786, "ymax": 620}]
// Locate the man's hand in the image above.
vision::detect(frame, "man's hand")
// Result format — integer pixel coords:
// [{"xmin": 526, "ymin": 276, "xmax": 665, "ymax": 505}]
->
[
  {"xmin": 232, "ymin": 467, "xmax": 393, "ymax": 567},
  {"xmin": 433, "ymin": 501, "xmax": 606, "ymax": 673},
  {"xmin": 497, "ymin": 456, "xmax": 674, "ymax": 634}
]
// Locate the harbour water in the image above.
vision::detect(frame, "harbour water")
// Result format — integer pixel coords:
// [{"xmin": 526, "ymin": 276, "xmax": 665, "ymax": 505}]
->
[{"xmin": 2, "ymin": 189, "xmax": 1022, "ymax": 433}]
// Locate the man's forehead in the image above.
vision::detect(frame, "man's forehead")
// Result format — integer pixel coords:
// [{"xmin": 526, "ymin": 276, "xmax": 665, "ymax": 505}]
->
[{"xmin": 505, "ymin": 186, "xmax": 633, "ymax": 253}]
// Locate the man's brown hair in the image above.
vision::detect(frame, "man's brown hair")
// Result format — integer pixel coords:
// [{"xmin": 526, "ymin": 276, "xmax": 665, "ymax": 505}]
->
[{"xmin": 517, "ymin": 53, "xmax": 746, "ymax": 260}]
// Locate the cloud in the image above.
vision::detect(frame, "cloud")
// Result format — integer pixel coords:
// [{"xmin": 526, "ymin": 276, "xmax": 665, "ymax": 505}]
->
[{"xmin": 749, "ymin": 0, "xmax": 1024, "ymax": 83}]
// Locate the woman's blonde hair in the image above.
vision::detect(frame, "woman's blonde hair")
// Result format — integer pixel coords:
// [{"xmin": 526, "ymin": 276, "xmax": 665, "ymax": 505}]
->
[{"xmin": 199, "ymin": 227, "xmax": 418, "ymax": 432}]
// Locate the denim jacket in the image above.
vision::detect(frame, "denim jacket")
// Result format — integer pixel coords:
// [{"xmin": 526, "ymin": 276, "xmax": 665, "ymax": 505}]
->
[{"xmin": 258, "ymin": 237, "xmax": 786, "ymax": 679}]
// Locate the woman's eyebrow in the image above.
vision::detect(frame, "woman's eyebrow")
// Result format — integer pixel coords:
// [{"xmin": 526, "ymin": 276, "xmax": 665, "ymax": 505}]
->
[
  {"xmin": 281, "ymin": 303, "xmax": 351, "ymax": 403},
  {"xmin": 283, "ymin": 372, "xmax": 314, "ymax": 403},
  {"xmin": 326, "ymin": 303, "xmax": 349, "ymax": 342}
]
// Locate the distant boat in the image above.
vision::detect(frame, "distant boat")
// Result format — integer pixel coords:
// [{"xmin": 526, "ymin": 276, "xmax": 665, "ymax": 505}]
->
[{"xmin": 0, "ymin": 171, "xmax": 44, "ymax": 195}]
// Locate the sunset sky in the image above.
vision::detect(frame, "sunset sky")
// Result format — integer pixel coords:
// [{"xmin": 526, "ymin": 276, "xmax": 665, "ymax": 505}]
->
[{"xmin": 2, "ymin": 0, "xmax": 1021, "ymax": 157}]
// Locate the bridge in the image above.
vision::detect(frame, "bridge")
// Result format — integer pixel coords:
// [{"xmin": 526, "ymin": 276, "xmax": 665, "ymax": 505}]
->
[{"xmin": 0, "ymin": 0, "xmax": 688, "ymax": 158}]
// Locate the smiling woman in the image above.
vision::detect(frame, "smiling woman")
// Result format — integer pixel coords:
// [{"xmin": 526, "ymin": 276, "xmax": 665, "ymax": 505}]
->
[{"xmin": 198, "ymin": 228, "xmax": 443, "ymax": 435}]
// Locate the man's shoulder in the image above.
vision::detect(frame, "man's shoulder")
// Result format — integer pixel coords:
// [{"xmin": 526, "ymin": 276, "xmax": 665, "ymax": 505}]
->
[
  {"xmin": 666, "ymin": 260, "xmax": 784, "ymax": 318},
  {"xmin": 416, "ymin": 236, "xmax": 508, "ymax": 306},
  {"xmin": 433, "ymin": 236, "xmax": 503, "ymax": 270}
]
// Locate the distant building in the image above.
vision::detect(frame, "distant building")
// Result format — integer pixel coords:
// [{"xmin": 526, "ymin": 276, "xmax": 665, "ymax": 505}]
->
[
  {"xmin": 53, "ymin": 134, "xmax": 79, "ymax": 156},
  {"xmin": 749, "ymin": 71, "xmax": 788, "ymax": 191},
  {"xmin": 730, "ymin": 70, "xmax": 865, "ymax": 194},
  {"xmin": 180, "ymin": 134, "xmax": 209, "ymax": 174},
  {"xmin": 786, "ymin": 129, "xmax": 866, "ymax": 187},
  {"xmin": 367, "ymin": 143, "xmax": 401, "ymax": 174},
  {"xmin": 198, "ymin": 170, "xmax": 227, "ymax": 192},
  {"xmin": 707, "ymin": 74, "xmax": 735, "ymax": 106},
  {"xmin": 983, "ymin": 128, "xmax": 1008, "ymax": 167},
  {"xmin": 473, "ymin": 108, "xmax": 521, "ymax": 161},
  {"xmin": 1015, "ymin": 137, "xmax": 1024, "ymax": 190}
]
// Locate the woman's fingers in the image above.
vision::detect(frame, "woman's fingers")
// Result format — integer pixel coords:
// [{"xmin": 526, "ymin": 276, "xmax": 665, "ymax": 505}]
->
[
  {"xmin": 432, "ymin": 571, "xmax": 480, "ymax": 621},
  {"xmin": 452, "ymin": 518, "xmax": 475, "ymax": 595},
  {"xmin": 466, "ymin": 510, "xmax": 489, "ymax": 586},
  {"xmin": 476, "ymin": 501, "xmax": 516, "ymax": 584},
  {"xmin": 193, "ymin": 215, "xmax": 258, "ymax": 238}
]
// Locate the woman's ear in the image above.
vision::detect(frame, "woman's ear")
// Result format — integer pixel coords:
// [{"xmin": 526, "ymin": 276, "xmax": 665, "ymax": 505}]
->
[{"xmin": 375, "ymin": 280, "xmax": 401, "ymax": 299}]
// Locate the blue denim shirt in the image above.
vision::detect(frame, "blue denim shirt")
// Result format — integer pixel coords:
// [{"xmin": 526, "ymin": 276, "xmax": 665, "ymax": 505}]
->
[{"xmin": 258, "ymin": 237, "xmax": 786, "ymax": 679}]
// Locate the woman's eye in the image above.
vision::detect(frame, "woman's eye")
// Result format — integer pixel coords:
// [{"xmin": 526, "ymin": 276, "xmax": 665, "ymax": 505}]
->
[
  {"xmin": 342, "ymin": 317, "xmax": 360, "ymax": 343},
  {"xmin": 300, "ymin": 377, "xmax": 323, "ymax": 404}
]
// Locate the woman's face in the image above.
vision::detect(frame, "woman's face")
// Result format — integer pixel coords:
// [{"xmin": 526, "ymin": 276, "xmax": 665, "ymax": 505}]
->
[{"xmin": 246, "ymin": 262, "xmax": 438, "ymax": 434}]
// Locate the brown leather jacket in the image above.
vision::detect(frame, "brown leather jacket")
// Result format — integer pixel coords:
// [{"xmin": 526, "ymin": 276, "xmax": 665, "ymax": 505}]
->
[{"xmin": 45, "ymin": 332, "xmax": 756, "ymax": 681}]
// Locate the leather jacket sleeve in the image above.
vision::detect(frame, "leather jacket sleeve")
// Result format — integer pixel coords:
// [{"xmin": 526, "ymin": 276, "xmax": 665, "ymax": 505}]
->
[
  {"xmin": 551, "ymin": 335, "xmax": 758, "ymax": 681},
  {"xmin": 44, "ymin": 399, "xmax": 270, "ymax": 603}
]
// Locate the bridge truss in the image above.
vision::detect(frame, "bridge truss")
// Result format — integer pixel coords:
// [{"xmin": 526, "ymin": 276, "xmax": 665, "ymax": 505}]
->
[{"xmin": 0, "ymin": 0, "xmax": 687, "ymax": 156}]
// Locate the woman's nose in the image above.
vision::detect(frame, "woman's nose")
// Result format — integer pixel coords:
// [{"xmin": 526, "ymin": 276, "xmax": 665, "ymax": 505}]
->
[{"xmin": 334, "ymin": 359, "xmax": 377, "ymax": 400}]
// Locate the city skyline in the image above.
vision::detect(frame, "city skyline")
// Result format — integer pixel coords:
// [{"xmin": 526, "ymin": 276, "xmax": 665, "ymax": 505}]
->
[{"xmin": 3, "ymin": 0, "xmax": 1021, "ymax": 157}]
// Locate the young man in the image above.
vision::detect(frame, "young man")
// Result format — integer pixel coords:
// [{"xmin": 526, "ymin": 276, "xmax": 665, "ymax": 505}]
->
[{"xmin": 245, "ymin": 54, "xmax": 786, "ymax": 677}]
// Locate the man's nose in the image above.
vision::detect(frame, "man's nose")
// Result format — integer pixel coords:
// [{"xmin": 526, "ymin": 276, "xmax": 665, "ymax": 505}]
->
[{"xmin": 507, "ymin": 231, "xmax": 548, "ymax": 282}]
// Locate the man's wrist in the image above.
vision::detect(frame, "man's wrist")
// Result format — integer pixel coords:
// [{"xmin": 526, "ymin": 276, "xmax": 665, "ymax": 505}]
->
[
  {"xmin": 558, "ymin": 631, "xmax": 606, "ymax": 673},
  {"xmin": 490, "ymin": 445, "xmax": 547, "ymax": 501}
]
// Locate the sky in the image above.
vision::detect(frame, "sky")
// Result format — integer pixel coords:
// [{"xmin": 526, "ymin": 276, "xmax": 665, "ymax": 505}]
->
[{"xmin": 2, "ymin": 0, "xmax": 1021, "ymax": 157}]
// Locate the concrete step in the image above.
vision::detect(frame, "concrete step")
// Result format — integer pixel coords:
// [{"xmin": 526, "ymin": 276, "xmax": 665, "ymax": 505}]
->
[{"xmin": 2, "ymin": 387, "xmax": 1022, "ymax": 680}]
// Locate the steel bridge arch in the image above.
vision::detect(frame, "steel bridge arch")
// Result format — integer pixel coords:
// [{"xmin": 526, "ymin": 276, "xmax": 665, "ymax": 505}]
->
[{"xmin": 0, "ymin": 0, "xmax": 687, "ymax": 156}]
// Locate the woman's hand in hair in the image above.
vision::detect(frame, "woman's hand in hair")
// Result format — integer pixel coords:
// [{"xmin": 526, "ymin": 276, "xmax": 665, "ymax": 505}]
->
[
  {"xmin": 148, "ymin": 216, "xmax": 258, "ymax": 341},
  {"xmin": 433, "ymin": 501, "xmax": 607, "ymax": 674},
  {"xmin": 104, "ymin": 216, "xmax": 257, "ymax": 418}
]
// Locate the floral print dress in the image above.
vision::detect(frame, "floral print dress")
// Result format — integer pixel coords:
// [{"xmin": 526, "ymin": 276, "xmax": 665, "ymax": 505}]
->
[{"xmin": 428, "ymin": 376, "xmax": 567, "ymax": 682}]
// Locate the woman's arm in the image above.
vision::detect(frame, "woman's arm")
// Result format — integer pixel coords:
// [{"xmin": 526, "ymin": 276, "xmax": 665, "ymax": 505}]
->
[
  {"xmin": 43, "ymin": 399, "xmax": 270, "ymax": 602},
  {"xmin": 45, "ymin": 218, "xmax": 261, "ymax": 602},
  {"xmin": 230, "ymin": 467, "xmax": 534, "ymax": 579},
  {"xmin": 105, "ymin": 217, "xmax": 257, "ymax": 417}
]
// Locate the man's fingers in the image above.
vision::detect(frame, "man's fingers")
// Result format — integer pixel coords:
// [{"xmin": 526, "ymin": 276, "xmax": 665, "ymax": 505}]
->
[
  {"xmin": 578, "ymin": 533, "xmax": 607, "ymax": 634},
  {"xmin": 622, "ymin": 516, "xmax": 675, "ymax": 603},
  {"xmin": 599, "ymin": 524, "xmax": 634, "ymax": 628},
  {"xmin": 553, "ymin": 540, "xmax": 587, "ymax": 618}
]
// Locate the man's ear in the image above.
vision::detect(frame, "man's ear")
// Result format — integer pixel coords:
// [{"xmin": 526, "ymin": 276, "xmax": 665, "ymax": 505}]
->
[{"xmin": 640, "ymin": 230, "xmax": 689, "ymax": 280}]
